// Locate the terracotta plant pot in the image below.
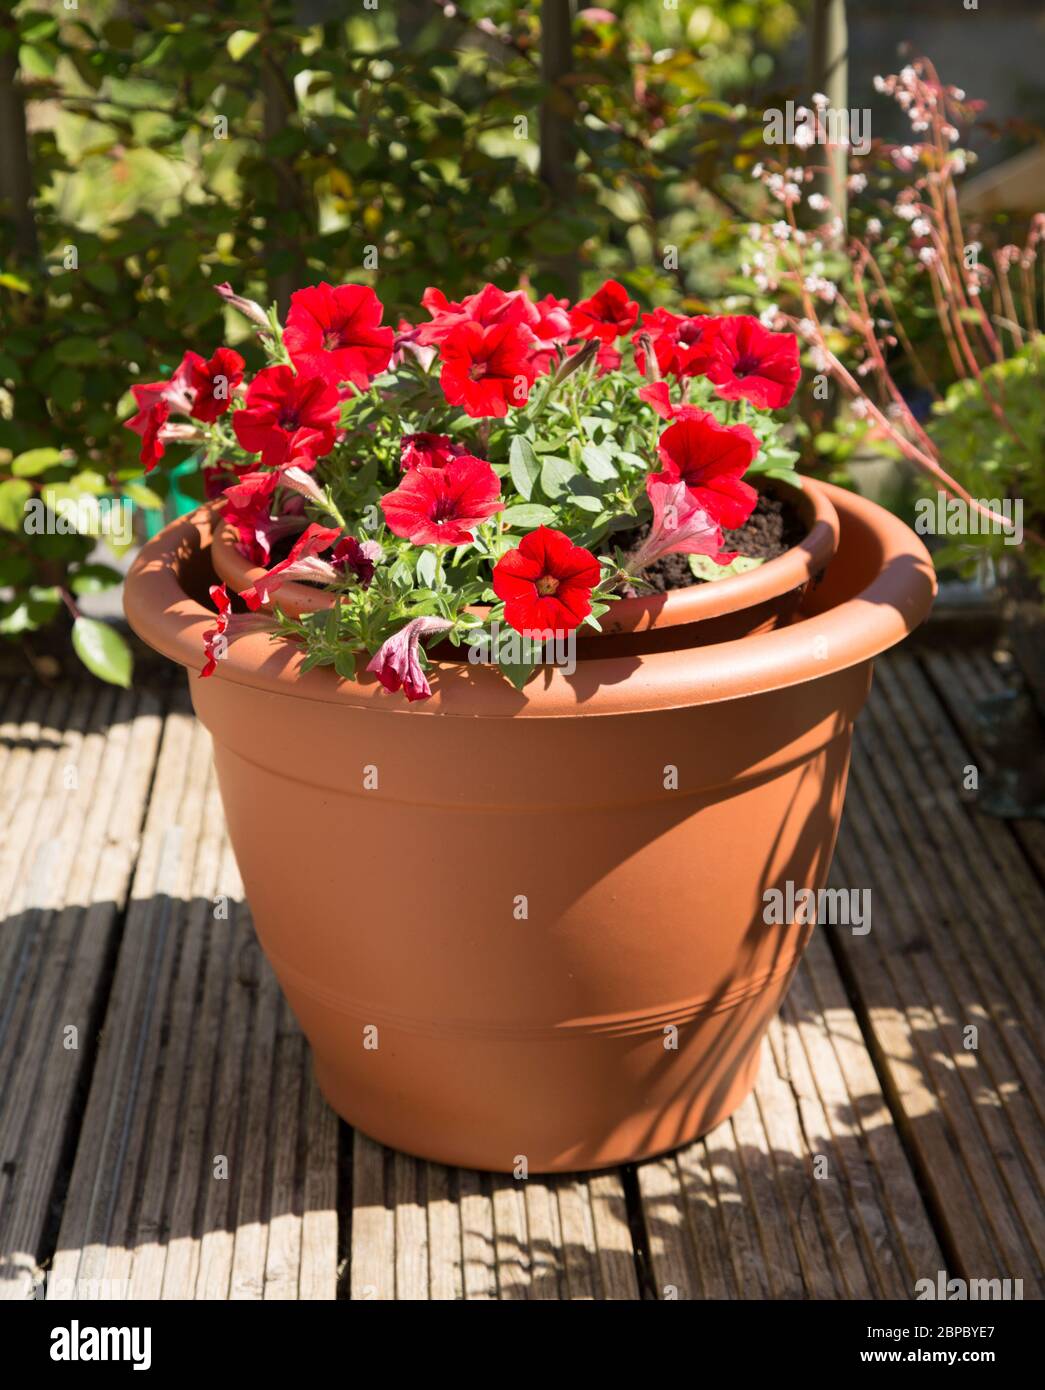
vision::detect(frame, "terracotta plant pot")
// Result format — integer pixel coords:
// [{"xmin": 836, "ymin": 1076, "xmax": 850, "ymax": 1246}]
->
[
  {"xmin": 124, "ymin": 482, "xmax": 934, "ymax": 1173},
  {"xmin": 210, "ymin": 476, "xmax": 841, "ymax": 654}
]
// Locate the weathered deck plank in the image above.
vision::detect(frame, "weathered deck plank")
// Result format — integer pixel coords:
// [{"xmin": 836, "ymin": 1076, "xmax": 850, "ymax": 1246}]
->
[
  {"xmin": 829, "ymin": 652, "xmax": 1045, "ymax": 1298},
  {"xmin": 0, "ymin": 683, "xmax": 164, "ymax": 1299},
  {"xmin": 46, "ymin": 696, "xmax": 338, "ymax": 1301}
]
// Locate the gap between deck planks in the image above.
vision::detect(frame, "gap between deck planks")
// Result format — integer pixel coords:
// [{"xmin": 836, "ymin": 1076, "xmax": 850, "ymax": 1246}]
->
[{"xmin": 0, "ymin": 651, "xmax": 1040, "ymax": 1299}]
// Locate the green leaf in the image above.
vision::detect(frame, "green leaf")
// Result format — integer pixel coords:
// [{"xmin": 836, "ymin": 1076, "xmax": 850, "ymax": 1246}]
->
[
  {"xmin": 501, "ymin": 503, "xmax": 557, "ymax": 529},
  {"xmin": 688, "ymin": 553, "xmax": 766, "ymax": 582},
  {"xmin": 121, "ymin": 481, "xmax": 165, "ymax": 509},
  {"xmin": 499, "ymin": 659, "xmax": 538, "ymax": 692},
  {"xmin": 582, "ymin": 443, "xmax": 618, "ymax": 481},
  {"xmin": 539, "ymin": 455, "xmax": 578, "ymax": 500},
  {"xmin": 70, "ymin": 563, "xmax": 124, "ymax": 596},
  {"xmin": 227, "ymin": 29, "xmax": 260, "ymax": 61},
  {"xmin": 11, "ymin": 447, "xmax": 69, "ymax": 477},
  {"xmin": 508, "ymin": 436, "xmax": 540, "ymax": 501},
  {"xmin": 0, "ymin": 587, "xmax": 61, "ymax": 634},
  {"xmin": 0, "ymin": 479, "xmax": 31, "ymax": 531},
  {"xmin": 54, "ymin": 337, "xmax": 104, "ymax": 366},
  {"xmin": 71, "ymin": 617, "xmax": 133, "ymax": 688},
  {"xmin": 415, "ymin": 549, "xmax": 437, "ymax": 588}
]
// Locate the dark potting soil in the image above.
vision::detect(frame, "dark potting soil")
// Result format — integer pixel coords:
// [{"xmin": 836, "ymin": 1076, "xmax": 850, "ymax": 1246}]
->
[{"xmin": 613, "ymin": 490, "xmax": 806, "ymax": 597}]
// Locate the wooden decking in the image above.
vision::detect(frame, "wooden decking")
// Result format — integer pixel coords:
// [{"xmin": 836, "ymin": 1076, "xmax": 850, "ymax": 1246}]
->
[{"xmin": 0, "ymin": 648, "xmax": 1042, "ymax": 1300}]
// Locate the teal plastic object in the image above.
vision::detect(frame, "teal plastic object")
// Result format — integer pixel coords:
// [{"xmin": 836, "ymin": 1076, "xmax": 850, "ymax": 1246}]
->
[{"xmin": 132, "ymin": 455, "xmax": 202, "ymax": 538}]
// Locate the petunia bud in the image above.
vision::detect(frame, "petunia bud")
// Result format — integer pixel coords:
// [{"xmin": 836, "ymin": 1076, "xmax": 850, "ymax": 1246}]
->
[
  {"xmin": 214, "ymin": 282, "xmax": 271, "ymax": 331},
  {"xmin": 281, "ymin": 463, "xmax": 326, "ymax": 504},
  {"xmin": 552, "ymin": 337, "xmax": 598, "ymax": 387}
]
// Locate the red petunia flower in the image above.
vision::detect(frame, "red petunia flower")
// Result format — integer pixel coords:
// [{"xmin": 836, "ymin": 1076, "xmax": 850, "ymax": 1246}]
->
[
  {"xmin": 637, "ymin": 381, "xmax": 677, "ymax": 420},
  {"xmin": 283, "ymin": 283, "xmax": 394, "ymax": 389},
  {"xmin": 633, "ymin": 309, "xmax": 720, "ymax": 379},
  {"xmin": 400, "ymin": 432, "xmax": 468, "ymax": 472},
  {"xmin": 417, "ymin": 283, "xmax": 537, "ymax": 345},
  {"xmin": 366, "ymin": 615, "xmax": 453, "ymax": 702},
  {"xmin": 241, "ymin": 523, "xmax": 382, "ymax": 610},
  {"xmin": 186, "ymin": 347, "xmax": 245, "ymax": 423},
  {"xmin": 438, "ymin": 320, "xmax": 538, "ymax": 417},
  {"xmin": 222, "ymin": 470, "xmax": 302, "ymax": 566},
  {"xmin": 656, "ymin": 411, "xmax": 760, "ymax": 529},
  {"xmin": 527, "ymin": 293, "xmax": 574, "ymax": 374},
  {"xmin": 492, "ymin": 527, "xmax": 602, "ymax": 638},
  {"xmin": 125, "ymin": 356, "xmax": 196, "ymax": 436},
  {"xmin": 381, "ymin": 455, "xmax": 503, "ymax": 545},
  {"xmin": 637, "ymin": 381, "xmax": 715, "ymax": 422},
  {"xmin": 232, "ymin": 366, "xmax": 340, "ymax": 468},
  {"xmin": 392, "ymin": 317, "xmax": 438, "ymax": 373},
  {"xmin": 125, "ymin": 354, "xmax": 198, "ymax": 469},
  {"xmin": 568, "ymin": 279, "xmax": 639, "ymax": 344},
  {"xmin": 199, "ymin": 582, "xmax": 277, "ymax": 677},
  {"xmin": 532, "ymin": 292, "xmax": 572, "ymax": 344},
  {"xmin": 203, "ymin": 459, "xmax": 255, "ymax": 500},
  {"xmin": 201, "ymin": 583, "xmax": 232, "ymax": 678},
  {"xmin": 139, "ymin": 399, "xmax": 170, "ymax": 472},
  {"xmin": 704, "ymin": 315, "xmax": 801, "ymax": 410}
]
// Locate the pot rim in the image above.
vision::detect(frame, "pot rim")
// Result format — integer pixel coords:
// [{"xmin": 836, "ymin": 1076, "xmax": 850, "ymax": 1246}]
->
[
  {"xmin": 124, "ymin": 481, "xmax": 935, "ymax": 719},
  {"xmin": 209, "ymin": 474, "xmax": 841, "ymax": 634}
]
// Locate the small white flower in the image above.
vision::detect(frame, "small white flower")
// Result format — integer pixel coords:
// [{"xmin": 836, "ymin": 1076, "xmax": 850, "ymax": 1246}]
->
[
  {"xmin": 798, "ymin": 317, "xmax": 816, "ymax": 338},
  {"xmin": 808, "ymin": 192, "xmax": 830, "ymax": 212},
  {"xmin": 851, "ymin": 398, "xmax": 871, "ymax": 419},
  {"xmin": 751, "ymin": 162, "xmax": 764, "ymax": 179},
  {"xmin": 895, "ymin": 202, "xmax": 918, "ymax": 221},
  {"xmin": 911, "ymin": 217, "xmax": 931, "ymax": 238},
  {"xmin": 873, "ymin": 75, "xmax": 888, "ymax": 94},
  {"xmin": 771, "ymin": 220, "xmax": 791, "ymax": 241},
  {"xmin": 866, "ymin": 217, "xmax": 883, "ymax": 237},
  {"xmin": 812, "ymin": 91, "xmax": 829, "ymax": 107},
  {"xmin": 919, "ymin": 246, "xmax": 937, "ymax": 265},
  {"xmin": 847, "ymin": 173, "xmax": 868, "ymax": 193}
]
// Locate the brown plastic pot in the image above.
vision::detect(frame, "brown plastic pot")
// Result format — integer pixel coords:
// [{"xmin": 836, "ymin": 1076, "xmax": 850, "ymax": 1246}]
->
[
  {"xmin": 124, "ymin": 483, "xmax": 934, "ymax": 1173},
  {"xmin": 210, "ymin": 475, "xmax": 840, "ymax": 653}
]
